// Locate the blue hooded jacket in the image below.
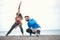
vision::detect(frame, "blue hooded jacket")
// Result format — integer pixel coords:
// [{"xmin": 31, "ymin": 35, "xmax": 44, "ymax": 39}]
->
[{"xmin": 27, "ymin": 19, "xmax": 41, "ymax": 29}]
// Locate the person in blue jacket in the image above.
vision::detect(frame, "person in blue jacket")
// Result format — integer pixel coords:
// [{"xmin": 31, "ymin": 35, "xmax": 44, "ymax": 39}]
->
[{"xmin": 24, "ymin": 16, "xmax": 41, "ymax": 37}]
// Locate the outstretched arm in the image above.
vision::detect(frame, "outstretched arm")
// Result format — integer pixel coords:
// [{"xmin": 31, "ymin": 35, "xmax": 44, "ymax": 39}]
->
[{"xmin": 18, "ymin": 1, "xmax": 22, "ymax": 13}]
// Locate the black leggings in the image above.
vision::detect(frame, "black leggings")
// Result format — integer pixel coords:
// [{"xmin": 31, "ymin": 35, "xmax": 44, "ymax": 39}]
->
[
  {"xmin": 6, "ymin": 22, "xmax": 24, "ymax": 36},
  {"xmin": 26, "ymin": 28, "xmax": 35, "ymax": 36},
  {"xmin": 26, "ymin": 28, "xmax": 40, "ymax": 36}
]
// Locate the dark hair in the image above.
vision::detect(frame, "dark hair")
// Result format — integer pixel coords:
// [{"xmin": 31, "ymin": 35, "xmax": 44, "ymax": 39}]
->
[
  {"xmin": 16, "ymin": 13, "xmax": 23, "ymax": 19},
  {"xmin": 25, "ymin": 16, "xmax": 29, "ymax": 18},
  {"xmin": 16, "ymin": 13, "xmax": 19, "ymax": 15},
  {"xmin": 18, "ymin": 13, "xmax": 23, "ymax": 19}
]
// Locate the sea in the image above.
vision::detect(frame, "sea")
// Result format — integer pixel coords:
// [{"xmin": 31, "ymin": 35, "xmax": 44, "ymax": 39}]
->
[{"xmin": 0, "ymin": 30, "xmax": 60, "ymax": 36}]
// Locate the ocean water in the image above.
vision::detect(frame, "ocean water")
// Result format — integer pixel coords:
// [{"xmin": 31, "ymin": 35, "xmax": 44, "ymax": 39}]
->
[{"xmin": 0, "ymin": 30, "xmax": 60, "ymax": 36}]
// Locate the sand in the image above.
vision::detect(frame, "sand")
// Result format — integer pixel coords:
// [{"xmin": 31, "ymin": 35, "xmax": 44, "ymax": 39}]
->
[{"xmin": 0, "ymin": 35, "xmax": 60, "ymax": 40}]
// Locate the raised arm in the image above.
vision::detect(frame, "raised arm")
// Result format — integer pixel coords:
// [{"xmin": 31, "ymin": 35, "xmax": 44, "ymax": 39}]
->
[{"xmin": 18, "ymin": 1, "xmax": 22, "ymax": 13}]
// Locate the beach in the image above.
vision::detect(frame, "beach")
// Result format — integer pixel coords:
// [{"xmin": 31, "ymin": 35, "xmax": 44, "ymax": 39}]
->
[{"xmin": 0, "ymin": 35, "xmax": 60, "ymax": 40}]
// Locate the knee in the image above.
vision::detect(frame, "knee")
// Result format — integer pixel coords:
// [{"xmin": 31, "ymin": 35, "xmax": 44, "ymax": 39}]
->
[
  {"xmin": 26, "ymin": 29, "xmax": 28, "ymax": 32},
  {"xmin": 26, "ymin": 29, "xmax": 32, "ymax": 33},
  {"xmin": 26, "ymin": 29, "xmax": 30, "ymax": 32},
  {"xmin": 37, "ymin": 30, "xmax": 40, "ymax": 34}
]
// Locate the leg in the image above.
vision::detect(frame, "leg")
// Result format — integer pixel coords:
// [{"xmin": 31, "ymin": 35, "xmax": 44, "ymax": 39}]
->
[
  {"xmin": 6, "ymin": 23, "xmax": 18, "ymax": 36},
  {"xmin": 36, "ymin": 30, "xmax": 40, "ymax": 37},
  {"xmin": 37, "ymin": 30, "xmax": 40, "ymax": 35},
  {"xmin": 26, "ymin": 28, "xmax": 33, "ymax": 36},
  {"xmin": 19, "ymin": 25, "xmax": 24, "ymax": 34}
]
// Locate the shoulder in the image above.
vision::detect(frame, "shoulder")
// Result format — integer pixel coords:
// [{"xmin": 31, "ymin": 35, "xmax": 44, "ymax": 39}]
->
[
  {"xmin": 29, "ymin": 18, "xmax": 35, "ymax": 22},
  {"xmin": 30, "ymin": 19, "xmax": 35, "ymax": 21}
]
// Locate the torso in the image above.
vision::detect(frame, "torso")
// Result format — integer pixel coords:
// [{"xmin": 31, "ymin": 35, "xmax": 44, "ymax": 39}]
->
[{"xmin": 15, "ymin": 16, "xmax": 22, "ymax": 24}]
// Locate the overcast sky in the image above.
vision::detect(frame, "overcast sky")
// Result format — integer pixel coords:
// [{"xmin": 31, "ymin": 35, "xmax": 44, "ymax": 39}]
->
[{"xmin": 0, "ymin": 0, "xmax": 60, "ymax": 31}]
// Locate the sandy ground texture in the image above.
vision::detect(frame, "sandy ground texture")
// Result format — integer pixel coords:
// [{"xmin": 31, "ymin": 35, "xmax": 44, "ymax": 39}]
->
[{"xmin": 0, "ymin": 35, "xmax": 60, "ymax": 40}]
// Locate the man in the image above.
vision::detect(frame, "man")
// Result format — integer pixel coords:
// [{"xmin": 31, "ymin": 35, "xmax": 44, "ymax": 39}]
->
[
  {"xmin": 24, "ymin": 16, "xmax": 41, "ymax": 37},
  {"xmin": 6, "ymin": 1, "xmax": 24, "ymax": 36}
]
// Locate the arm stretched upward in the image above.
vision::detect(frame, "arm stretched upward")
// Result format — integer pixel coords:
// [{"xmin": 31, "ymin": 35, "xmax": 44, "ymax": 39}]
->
[
  {"xmin": 18, "ymin": 1, "xmax": 22, "ymax": 13},
  {"xmin": 17, "ymin": 1, "xmax": 23, "ymax": 19}
]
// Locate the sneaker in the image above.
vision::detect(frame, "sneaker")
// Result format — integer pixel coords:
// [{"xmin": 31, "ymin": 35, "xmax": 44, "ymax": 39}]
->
[
  {"xmin": 36, "ymin": 33, "xmax": 40, "ymax": 37},
  {"xmin": 36, "ymin": 30, "xmax": 40, "ymax": 37}
]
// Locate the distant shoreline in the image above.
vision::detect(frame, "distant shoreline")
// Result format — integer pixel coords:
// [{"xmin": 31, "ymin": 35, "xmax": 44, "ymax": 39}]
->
[{"xmin": 0, "ymin": 30, "xmax": 60, "ymax": 36}]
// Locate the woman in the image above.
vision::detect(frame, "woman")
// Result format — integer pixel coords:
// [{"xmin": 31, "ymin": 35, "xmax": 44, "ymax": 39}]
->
[{"xmin": 6, "ymin": 1, "xmax": 24, "ymax": 36}]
